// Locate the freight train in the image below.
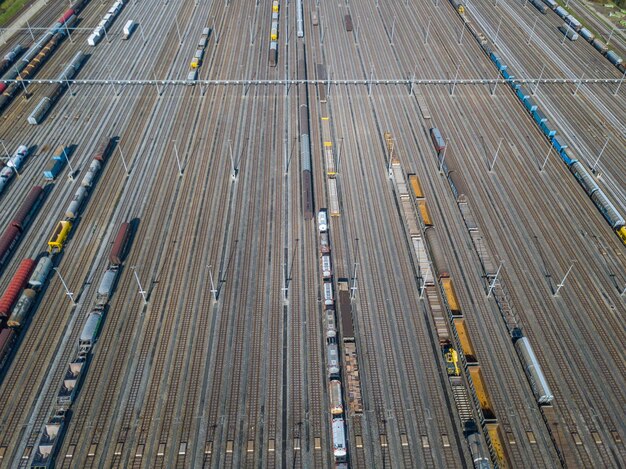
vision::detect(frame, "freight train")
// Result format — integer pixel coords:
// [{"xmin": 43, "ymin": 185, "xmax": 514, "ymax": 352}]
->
[
  {"xmin": 48, "ymin": 137, "xmax": 113, "ymax": 254},
  {"xmin": 540, "ymin": 0, "xmax": 624, "ymax": 69},
  {"xmin": 315, "ymin": 209, "xmax": 351, "ymax": 463},
  {"xmin": 0, "ymin": 0, "xmax": 93, "ymax": 114},
  {"xmin": 31, "ymin": 221, "xmax": 133, "ymax": 468},
  {"xmin": 487, "ymin": 52, "xmax": 626, "ymax": 244}
]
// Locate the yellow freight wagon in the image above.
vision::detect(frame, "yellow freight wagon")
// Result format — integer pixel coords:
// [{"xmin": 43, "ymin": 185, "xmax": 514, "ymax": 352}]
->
[
  {"xmin": 408, "ymin": 174, "xmax": 424, "ymax": 199},
  {"xmin": 487, "ymin": 423, "xmax": 511, "ymax": 469},
  {"xmin": 469, "ymin": 366, "xmax": 496, "ymax": 420},
  {"xmin": 442, "ymin": 277, "xmax": 461, "ymax": 313},
  {"xmin": 453, "ymin": 318, "xmax": 477, "ymax": 363},
  {"xmin": 418, "ymin": 200, "xmax": 433, "ymax": 226}
]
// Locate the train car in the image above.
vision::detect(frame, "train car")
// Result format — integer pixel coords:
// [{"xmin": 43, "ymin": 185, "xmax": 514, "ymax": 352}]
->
[
  {"xmin": 590, "ymin": 190, "xmax": 625, "ymax": 229},
  {"xmin": 7, "ymin": 288, "xmax": 37, "ymax": 328},
  {"xmin": 0, "ymin": 258, "xmax": 36, "ymax": 317},
  {"xmin": 554, "ymin": 6, "xmax": 568, "ymax": 18},
  {"xmin": 418, "ymin": 200, "xmax": 433, "ymax": 226},
  {"xmin": 81, "ymin": 159, "xmax": 101, "ymax": 187},
  {"xmin": 320, "ymin": 231, "xmax": 330, "ymax": 254},
  {"xmin": 617, "ymin": 226, "xmax": 626, "ymax": 245},
  {"xmin": 65, "ymin": 186, "xmax": 88, "ymax": 220},
  {"xmin": 318, "ymin": 209, "xmax": 328, "ymax": 232},
  {"xmin": 7, "ymin": 145, "xmax": 28, "ymax": 170},
  {"xmin": 325, "ymin": 309, "xmax": 337, "ymax": 339},
  {"xmin": 271, "ymin": 21, "xmax": 279, "ymax": 41},
  {"xmin": 12, "ymin": 185, "xmax": 44, "ymax": 230},
  {"xmin": 514, "ymin": 337, "xmax": 553, "ymax": 404},
  {"xmin": 28, "ymin": 97, "xmax": 52, "ymax": 125},
  {"xmin": 109, "ymin": 222, "xmax": 131, "ymax": 265},
  {"xmin": 429, "ymin": 127, "xmax": 446, "ymax": 153},
  {"xmin": 28, "ymin": 256, "xmax": 53, "ymax": 290},
  {"xmin": 329, "ymin": 380, "xmax": 343, "ymax": 414},
  {"xmin": 48, "ymin": 220, "xmax": 72, "ymax": 254},
  {"xmin": 332, "ymin": 418, "xmax": 348, "ymax": 461},
  {"xmin": 43, "ymin": 157, "xmax": 65, "ymax": 180},
  {"xmin": 558, "ymin": 25, "xmax": 579, "ymax": 41},
  {"xmin": 441, "ymin": 277, "xmax": 460, "ymax": 313},
  {"xmin": 95, "ymin": 267, "xmax": 118, "ymax": 306},
  {"xmin": 551, "ymin": 136, "xmax": 568, "ymax": 155},
  {"xmin": 30, "ymin": 409, "xmax": 66, "ymax": 468},
  {"xmin": 56, "ymin": 357, "xmax": 86, "ymax": 407},
  {"xmin": 569, "ymin": 161, "xmax": 599, "ymax": 196},
  {"xmin": 466, "ymin": 432, "xmax": 492, "ymax": 469},
  {"xmin": 323, "ymin": 281, "xmax": 334, "ymax": 306},
  {"xmin": 123, "ymin": 20, "xmax": 136, "ymax": 40},
  {"xmin": 409, "ymin": 174, "xmax": 424, "ymax": 199},
  {"xmin": 93, "ymin": 137, "xmax": 113, "ymax": 162},
  {"xmin": 0, "ymin": 327, "xmax": 15, "ymax": 367},
  {"xmin": 321, "ymin": 255, "xmax": 332, "ymax": 279},
  {"xmin": 78, "ymin": 311, "xmax": 102, "ymax": 354},
  {"xmin": 530, "ymin": 0, "xmax": 547, "ymax": 13},
  {"xmin": 424, "ymin": 227, "xmax": 449, "ymax": 278},
  {"xmin": 443, "ymin": 343, "xmax": 461, "ymax": 376},
  {"xmin": 579, "ymin": 27, "xmax": 594, "ymax": 42},
  {"xmin": 0, "ymin": 225, "xmax": 21, "ymax": 267},
  {"xmin": 269, "ymin": 41, "xmax": 278, "ymax": 67},
  {"xmin": 558, "ymin": 147, "xmax": 577, "ymax": 166},
  {"xmin": 564, "ymin": 15, "xmax": 582, "ymax": 31},
  {"xmin": 272, "ymin": 0, "xmax": 279, "ymax": 12},
  {"xmin": 591, "ymin": 38, "xmax": 609, "ymax": 54},
  {"xmin": 344, "ymin": 15, "xmax": 353, "ymax": 32},
  {"xmin": 327, "ymin": 340, "xmax": 340, "ymax": 377},
  {"xmin": 606, "ymin": 51, "xmax": 623, "ymax": 66},
  {"xmin": 541, "ymin": 0, "xmax": 557, "ymax": 7}
]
